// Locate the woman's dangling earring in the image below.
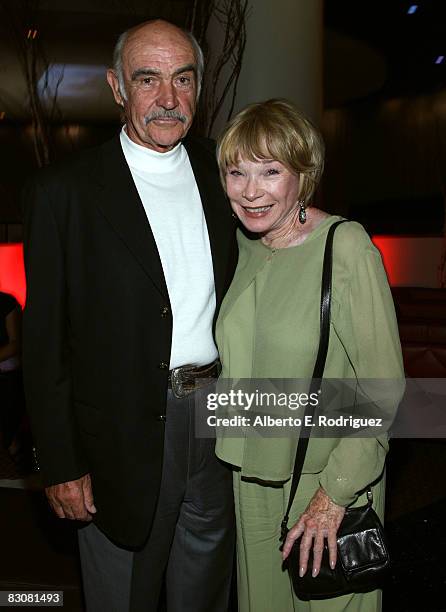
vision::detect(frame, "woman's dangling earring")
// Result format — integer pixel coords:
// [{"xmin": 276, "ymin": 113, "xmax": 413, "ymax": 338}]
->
[{"xmin": 298, "ymin": 201, "xmax": 307, "ymax": 224}]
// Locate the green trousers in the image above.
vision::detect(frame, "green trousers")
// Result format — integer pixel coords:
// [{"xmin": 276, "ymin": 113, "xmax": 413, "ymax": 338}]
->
[{"xmin": 233, "ymin": 470, "xmax": 384, "ymax": 612}]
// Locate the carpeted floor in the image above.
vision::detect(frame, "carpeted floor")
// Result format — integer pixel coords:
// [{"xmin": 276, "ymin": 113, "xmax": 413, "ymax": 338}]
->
[
  {"xmin": 384, "ymin": 498, "xmax": 446, "ymax": 612},
  {"xmin": 0, "ymin": 486, "xmax": 84, "ymax": 611},
  {"xmin": 383, "ymin": 439, "xmax": 446, "ymax": 612},
  {"xmin": 1, "ymin": 439, "xmax": 446, "ymax": 612}
]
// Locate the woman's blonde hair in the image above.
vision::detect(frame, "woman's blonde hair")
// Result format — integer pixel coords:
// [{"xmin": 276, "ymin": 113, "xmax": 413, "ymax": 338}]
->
[{"xmin": 216, "ymin": 98, "xmax": 324, "ymax": 205}]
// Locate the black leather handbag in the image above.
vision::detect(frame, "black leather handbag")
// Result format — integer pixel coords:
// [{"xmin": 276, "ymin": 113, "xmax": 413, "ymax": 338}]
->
[{"xmin": 280, "ymin": 220, "xmax": 391, "ymax": 599}]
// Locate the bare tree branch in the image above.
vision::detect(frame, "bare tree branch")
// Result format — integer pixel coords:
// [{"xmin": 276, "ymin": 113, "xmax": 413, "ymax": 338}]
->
[
  {"xmin": 188, "ymin": 0, "xmax": 249, "ymax": 137},
  {"xmin": 207, "ymin": 0, "xmax": 249, "ymax": 136},
  {"xmin": 0, "ymin": 0, "xmax": 63, "ymax": 167}
]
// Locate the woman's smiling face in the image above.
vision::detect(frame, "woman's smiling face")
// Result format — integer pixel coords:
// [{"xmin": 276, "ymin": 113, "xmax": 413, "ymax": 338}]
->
[{"xmin": 225, "ymin": 157, "xmax": 301, "ymax": 239}]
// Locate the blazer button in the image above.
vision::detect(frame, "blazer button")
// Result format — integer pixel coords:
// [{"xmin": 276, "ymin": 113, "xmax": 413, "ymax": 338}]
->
[
  {"xmin": 156, "ymin": 415, "xmax": 166, "ymax": 422},
  {"xmin": 160, "ymin": 306, "xmax": 169, "ymax": 318},
  {"xmin": 158, "ymin": 361, "xmax": 169, "ymax": 370}
]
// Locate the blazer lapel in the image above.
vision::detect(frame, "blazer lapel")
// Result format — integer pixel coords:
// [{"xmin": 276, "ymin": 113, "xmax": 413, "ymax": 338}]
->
[{"xmin": 94, "ymin": 136, "xmax": 169, "ymax": 300}]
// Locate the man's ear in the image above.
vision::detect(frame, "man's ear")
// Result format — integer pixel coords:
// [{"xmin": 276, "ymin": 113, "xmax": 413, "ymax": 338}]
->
[{"xmin": 107, "ymin": 69, "xmax": 125, "ymax": 107}]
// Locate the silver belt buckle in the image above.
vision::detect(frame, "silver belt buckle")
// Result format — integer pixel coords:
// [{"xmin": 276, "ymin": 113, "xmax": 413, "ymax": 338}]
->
[{"xmin": 170, "ymin": 366, "xmax": 189, "ymax": 399}]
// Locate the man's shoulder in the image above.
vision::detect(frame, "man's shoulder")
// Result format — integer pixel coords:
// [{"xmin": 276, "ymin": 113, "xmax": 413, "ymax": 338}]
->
[
  {"xmin": 183, "ymin": 135, "xmax": 217, "ymax": 161},
  {"xmin": 30, "ymin": 135, "xmax": 121, "ymax": 189},
  {"xmin": 189, "ymin": 135, "xmax": 216, "ymax": 153}
]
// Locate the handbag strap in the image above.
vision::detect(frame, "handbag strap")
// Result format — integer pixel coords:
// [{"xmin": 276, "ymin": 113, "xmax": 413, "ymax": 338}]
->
[{"xmin": 280, "ymin": 219, "xmax": 348, "ymax": 542}]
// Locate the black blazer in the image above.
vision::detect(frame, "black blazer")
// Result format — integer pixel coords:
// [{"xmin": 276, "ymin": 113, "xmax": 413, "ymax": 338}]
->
[{"xmin": 22, "ymin": 135, "xmax": 237, "ymax": 547}]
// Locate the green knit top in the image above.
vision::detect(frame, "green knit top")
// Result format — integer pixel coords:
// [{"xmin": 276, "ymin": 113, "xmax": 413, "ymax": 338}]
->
[{"xmin": 215, "ymin": 216, "xmax": 404, "ymax": 506}]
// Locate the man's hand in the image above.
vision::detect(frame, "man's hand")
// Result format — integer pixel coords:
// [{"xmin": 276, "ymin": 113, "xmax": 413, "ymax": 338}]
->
[
  {"xmin": 45, "ymin": 473, "xmax": 97, "ymax": 521},
  {"xmin": 282, "ymin": 486, "xmax": 345, "ymax": 578}
]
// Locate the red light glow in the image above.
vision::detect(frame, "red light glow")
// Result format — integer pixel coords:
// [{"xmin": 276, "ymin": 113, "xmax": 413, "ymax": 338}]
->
[
  {"xmin": 372, "ymin": 235, "xmax": 443, "ymax": 287},
  {"xmin": 0, "ymin": 244, "xmax": 26, "ymax": 307}
]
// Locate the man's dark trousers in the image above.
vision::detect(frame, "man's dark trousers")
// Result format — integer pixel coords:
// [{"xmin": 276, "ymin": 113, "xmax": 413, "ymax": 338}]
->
[{"xmin": 78, "ymin": 388, "xmax": 235, "ymax": 612}]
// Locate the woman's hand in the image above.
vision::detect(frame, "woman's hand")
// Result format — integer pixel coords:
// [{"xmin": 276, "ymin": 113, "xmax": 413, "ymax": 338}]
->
[{"xmin": 282, "ymin": 486, "xmax": 345, "ymax": 578}]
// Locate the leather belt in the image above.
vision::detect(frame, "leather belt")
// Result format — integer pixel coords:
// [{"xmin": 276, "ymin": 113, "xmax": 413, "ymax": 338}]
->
[{"xmin": 168, "ymin": 359, "xmax": 221, "ymax": 399}]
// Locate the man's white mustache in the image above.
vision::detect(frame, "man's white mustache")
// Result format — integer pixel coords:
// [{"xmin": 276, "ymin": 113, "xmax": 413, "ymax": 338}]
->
[{"xmin": 144, "ymin": 110, "xmax": 187, "ymax": 124}]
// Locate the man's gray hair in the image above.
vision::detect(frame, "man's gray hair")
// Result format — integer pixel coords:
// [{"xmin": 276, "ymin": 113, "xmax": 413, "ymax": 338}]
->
[{"xmin": 112, "ymin": 24, "xmax": 204, "ymax": 101}]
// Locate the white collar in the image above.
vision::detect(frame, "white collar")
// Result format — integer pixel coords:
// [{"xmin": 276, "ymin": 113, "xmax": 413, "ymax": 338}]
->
[{"xmin": 120, "ymin": 126, "xmax": 185, "ymax": 173}]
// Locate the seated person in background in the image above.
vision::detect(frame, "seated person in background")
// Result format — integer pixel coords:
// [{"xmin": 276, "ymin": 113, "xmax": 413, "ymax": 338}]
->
[{"xmin": 0, "ymin": 291, "xmax": 26, "ymax": 463}]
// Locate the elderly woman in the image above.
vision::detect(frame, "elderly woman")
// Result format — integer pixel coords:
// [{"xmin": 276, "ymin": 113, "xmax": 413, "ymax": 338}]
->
[{"xmin": 214, "ymin": 99, "xmax": 404, "ymax": 612}]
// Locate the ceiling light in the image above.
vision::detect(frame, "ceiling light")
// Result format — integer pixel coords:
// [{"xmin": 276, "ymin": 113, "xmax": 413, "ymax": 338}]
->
[
  {"xmin": 435, "ymin": 55, "xmax": 445, "ymax": 64},
  {"xmin": 407, "ymin": 5, "xmax": 418, "ymax": 14}
]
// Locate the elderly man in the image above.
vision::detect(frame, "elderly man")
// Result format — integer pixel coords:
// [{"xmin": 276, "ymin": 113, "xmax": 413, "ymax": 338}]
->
[{"xmin": 23, "ymin": 19, "xmax": 236, "ymax": 612}]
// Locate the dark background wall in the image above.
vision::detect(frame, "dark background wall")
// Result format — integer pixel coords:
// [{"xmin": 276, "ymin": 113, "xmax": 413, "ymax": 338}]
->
[{"xmin": 0, "ymin": 0, "xmax": 445, "ymax": 238}]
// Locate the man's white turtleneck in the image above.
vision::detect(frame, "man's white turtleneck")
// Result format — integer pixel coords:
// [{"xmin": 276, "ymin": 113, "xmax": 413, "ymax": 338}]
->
[{"xmin": 120, "ymin": 127, "xmax": 218, "ymax": 369}]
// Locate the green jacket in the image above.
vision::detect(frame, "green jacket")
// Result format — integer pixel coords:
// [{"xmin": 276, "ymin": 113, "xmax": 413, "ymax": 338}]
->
[{"xmin": 215, "ymin": 217, "xmax": 404, "ymax": 506}]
